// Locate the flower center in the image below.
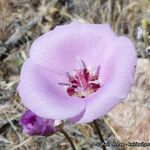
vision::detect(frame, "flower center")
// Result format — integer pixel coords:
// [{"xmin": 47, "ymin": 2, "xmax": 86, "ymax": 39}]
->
[{"xmin": 59, "ymin": 59, "xmax": 101, "ymax": 99}]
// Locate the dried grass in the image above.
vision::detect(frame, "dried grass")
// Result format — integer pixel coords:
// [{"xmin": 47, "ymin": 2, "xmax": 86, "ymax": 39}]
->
[
  {"xmin": 0, "ymin": 0, "xmax": 11, "ymax": 41},
  {"xmin": 0, "ymin": 0, "xmax": 150, "ymax": 149}
]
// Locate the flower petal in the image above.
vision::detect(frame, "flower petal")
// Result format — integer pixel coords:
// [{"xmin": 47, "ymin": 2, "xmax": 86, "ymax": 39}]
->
[
  {"xmin": 18, "ymin": 59, "xmax": 86, "ymax": 119},
  {"xmin": 69, "ymin": 107, "xmax": 86, "ymax": 123},
  {"xmin": 29, "ymin": 22, "xmax": 116, "ymax": 72},
  {"xmin": 77, "ymin": 36, "xmax": 137, "ymax": 123}
]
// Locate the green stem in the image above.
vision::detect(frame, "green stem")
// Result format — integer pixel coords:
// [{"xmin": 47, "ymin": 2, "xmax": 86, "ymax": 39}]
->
[
  {"xmin": 93, "ymin": 120, "xmax": 106, "ymax": 150},
  {"xmin": 60, "ymin": 129, "xmax": 76, "ymax": 150}
]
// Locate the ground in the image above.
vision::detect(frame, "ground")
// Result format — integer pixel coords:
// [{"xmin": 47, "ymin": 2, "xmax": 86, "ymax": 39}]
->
[{"xmin": 0, "ymin": 0, "xmax": 150, "ymax": 150}]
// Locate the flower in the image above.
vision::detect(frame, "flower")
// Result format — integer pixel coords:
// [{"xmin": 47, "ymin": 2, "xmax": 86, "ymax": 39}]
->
[
  {"xmin": 20, "ymin": 110, "xmax": 62, "ymax": 136},
  {"xmin": 18, "ymin": 22, "xmax": 137, "ymax": 123}
]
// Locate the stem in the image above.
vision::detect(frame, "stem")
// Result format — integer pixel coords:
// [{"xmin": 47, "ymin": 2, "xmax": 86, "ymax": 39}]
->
[
  {"xmin": 60, "ymin": 129, "xmax": 76, "ymax": 150},
  {"xmin": 93, "ymin": 120, "xmax": 106, "ymax": 150}
]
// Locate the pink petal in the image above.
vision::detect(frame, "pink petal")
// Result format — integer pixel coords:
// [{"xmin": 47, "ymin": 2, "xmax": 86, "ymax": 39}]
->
[
  {"xmin": 69, "ymin": 108, "xmax": 86, "ymax": 123},
  {"xmin": 29, "ymin": 22, "xmax": 116, "ymax": 72},
  {"xmin": 18, "ymin": 59, "xmax": 86, "ymax": 119},
  {"xmin": 77, "ymin": 36, "xmax": 137, "ymax": 123}
]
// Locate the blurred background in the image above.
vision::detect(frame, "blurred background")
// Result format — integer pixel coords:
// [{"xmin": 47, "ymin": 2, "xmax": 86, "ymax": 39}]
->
[{"xmin": 0, "ymin": 0, "xmax": 150, "ymax": 149}]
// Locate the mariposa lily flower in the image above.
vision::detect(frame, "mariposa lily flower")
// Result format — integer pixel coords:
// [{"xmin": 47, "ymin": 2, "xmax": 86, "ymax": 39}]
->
[
  {"xmin": 18, "ymin": 22, "xmax": 136, "ymax": 123},
  {"xmin": 20, "ymin": 110, "xmax": 62, "ymax": 136}
]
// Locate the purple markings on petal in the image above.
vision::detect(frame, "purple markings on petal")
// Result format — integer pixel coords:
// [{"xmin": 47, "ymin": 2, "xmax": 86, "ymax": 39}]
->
[{"xmin": 20, "ymin": 110, "xmax": 62, "ymax": 136}]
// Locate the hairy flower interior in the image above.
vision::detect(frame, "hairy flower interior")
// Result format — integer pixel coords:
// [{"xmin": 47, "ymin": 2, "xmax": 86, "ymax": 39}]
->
[{"xmin": 59, "ymin": 59, "xmax": 101, "ymax": 99}]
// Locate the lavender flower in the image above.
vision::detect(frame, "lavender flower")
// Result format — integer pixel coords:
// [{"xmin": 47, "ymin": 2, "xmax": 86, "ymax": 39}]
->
[{"xmin": 18, "ymin": 22, "xmax": 137, "ymax": 123}]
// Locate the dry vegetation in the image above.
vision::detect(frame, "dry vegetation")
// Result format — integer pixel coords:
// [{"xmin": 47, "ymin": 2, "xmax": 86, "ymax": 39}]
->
[{"xmin": 0, "ymin": 0, "xmax": 150, "ymax": 150}]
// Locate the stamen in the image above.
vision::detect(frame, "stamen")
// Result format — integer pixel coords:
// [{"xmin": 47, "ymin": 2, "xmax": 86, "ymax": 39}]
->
[
  {"xmin": 58, "ymin": 83, "xmax": 71, "ymax": 86},
  {"xmin": 59, "ymin": 59, "xmax": 101, "ymax": 99},
  {"xmin": 76, "ymin": 57, "xmax": 87, "ymax": 69}
]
